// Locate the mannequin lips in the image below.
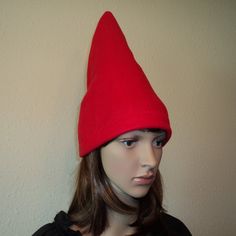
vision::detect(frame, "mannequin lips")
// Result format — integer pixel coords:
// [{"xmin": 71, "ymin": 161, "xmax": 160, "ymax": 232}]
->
[{"xmin": 133, "ymin": 174, "xmax": 155, "ymax": 185}]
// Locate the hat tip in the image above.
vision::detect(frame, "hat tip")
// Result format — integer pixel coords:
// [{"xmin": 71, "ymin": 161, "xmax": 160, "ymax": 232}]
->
[
  {"xmin": 100, "ymin": 11, "xmax": 116, "ymax": 20},
  {"xmin": 102, "ymin": 11, "xmax": 113, "ymax": 16}
]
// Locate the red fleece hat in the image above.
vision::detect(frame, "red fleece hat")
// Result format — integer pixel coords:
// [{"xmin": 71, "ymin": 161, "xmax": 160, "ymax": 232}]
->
[{"xmin": 78, "ymin": 11, "xmax": 171, "ymax": 157}]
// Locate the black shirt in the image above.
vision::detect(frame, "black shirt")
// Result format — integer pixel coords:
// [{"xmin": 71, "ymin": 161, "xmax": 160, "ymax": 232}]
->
[{"xmin": 33, "ymin": 211, "xmax": 191, "ymax": 236}]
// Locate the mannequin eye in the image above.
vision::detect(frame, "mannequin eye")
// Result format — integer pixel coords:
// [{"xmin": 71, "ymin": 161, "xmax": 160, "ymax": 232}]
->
[
  {"xmin": 120, "ymin": 139, "xmax": 137, "ymax": 148},
  {"xmin": 153, "ymin": 138, "xmax": 164, "ymax": 148}
]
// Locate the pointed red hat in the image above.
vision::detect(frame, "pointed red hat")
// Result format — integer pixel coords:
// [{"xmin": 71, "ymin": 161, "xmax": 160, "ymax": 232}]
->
[{"xmin": 78, "ymin": 11, "xmax": 171, "ymax": 157}]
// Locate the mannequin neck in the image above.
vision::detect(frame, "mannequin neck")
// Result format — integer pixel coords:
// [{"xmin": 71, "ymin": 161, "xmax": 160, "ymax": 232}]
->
[{"xmin": 101, "ymin": 208, "xmax": 137, "ymax": 236}]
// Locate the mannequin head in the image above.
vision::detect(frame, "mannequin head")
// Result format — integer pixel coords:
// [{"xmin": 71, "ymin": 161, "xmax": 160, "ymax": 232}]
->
[
  {"xmin": 68, "ymin": 129, "xmax": 165, "ymax": 235},
  {"xmin": 101, "ymin": 129, "xmax": 166, "ymax": 200}
]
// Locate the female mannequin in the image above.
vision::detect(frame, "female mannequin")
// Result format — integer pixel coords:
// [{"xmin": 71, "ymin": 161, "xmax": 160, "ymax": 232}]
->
[{"xmin": 33, "ymin": 12, "xmax": 191, "ymax": 236}]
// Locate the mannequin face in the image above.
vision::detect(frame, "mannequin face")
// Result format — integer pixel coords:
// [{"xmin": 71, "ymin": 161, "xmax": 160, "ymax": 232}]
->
[{"xmin": 101, "ymin": 130, "xmax": 166, "ymax": 200}]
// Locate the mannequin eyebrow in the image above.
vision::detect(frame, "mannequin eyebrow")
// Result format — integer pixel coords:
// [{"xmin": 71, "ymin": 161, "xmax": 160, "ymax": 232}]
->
[
  {"xmin": 139, "ymin": 129, "xmax": 166, "ymax": 138},
  {"xmin": 118, "ymin": 130, "xmax": 166, "ymax": 140},
  {"xmin": 153, "ymin": 131, "xmax": 166, "ymax": 138}
]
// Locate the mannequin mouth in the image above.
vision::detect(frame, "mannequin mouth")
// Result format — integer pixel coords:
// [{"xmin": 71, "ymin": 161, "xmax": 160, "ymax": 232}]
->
[{"xmin": 133, "ymin": 174, "xmax": 155, "ymax": 185}]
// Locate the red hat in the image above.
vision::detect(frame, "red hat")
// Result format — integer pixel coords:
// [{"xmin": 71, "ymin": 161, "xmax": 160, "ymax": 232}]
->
[{"xmin": 78, "ymin": 11, "xmax": 171, "ymax": 157}]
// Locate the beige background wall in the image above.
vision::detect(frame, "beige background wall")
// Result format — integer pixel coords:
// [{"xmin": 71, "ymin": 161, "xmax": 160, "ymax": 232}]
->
[{"xmin": 1, "ymin": 1, "xmax": 235, "ymax": 235}]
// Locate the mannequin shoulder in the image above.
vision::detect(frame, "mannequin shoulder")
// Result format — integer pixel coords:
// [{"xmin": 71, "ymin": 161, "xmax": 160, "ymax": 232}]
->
[
  {"xmin": 32, "ymin": 211, "xmax": 82, "ymax": 236},
  {"xmin": 158, "ymin": 213, "xmax": 192, "ymax": 236},
  {"xmin": 32, "ymin": 223, "xmax": 57, "ymax": 236}
]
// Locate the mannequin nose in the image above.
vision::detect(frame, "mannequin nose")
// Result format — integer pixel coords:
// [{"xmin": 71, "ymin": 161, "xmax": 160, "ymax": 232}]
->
[{"xmin": 140, "ymin": 144, "xmax": 162, "ymax": 169}]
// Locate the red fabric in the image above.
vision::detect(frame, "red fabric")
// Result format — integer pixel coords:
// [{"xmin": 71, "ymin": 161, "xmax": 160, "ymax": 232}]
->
[{"xmin": 78, "ymin": 11, "xmax": 171, "ymax": 157}]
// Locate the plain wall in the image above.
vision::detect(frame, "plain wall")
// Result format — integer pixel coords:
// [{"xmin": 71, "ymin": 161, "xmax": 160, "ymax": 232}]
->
[{"xmin": 0, "ymin": 1, "xmax": 235, "ymax": 235}]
